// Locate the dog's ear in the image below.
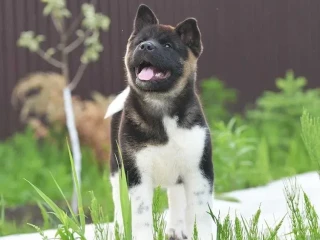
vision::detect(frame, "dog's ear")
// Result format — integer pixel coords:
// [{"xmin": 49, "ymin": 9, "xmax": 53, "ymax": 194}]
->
[
  {"xmin": 133, "ymin": 4, "xmax": 159, "ymax": 35},
  {"xmin": 175, "ymin": 18, "xmax": 203, "ymax": 57}
]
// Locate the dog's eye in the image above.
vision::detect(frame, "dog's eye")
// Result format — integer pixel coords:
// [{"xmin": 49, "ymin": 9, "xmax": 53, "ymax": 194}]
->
[{"xmin": 164, "ymin": 43, "xmax": 172, "ymax": 48}]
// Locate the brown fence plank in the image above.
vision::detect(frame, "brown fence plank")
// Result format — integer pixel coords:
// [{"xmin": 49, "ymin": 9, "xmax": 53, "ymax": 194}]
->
[
  {"xmin": 0, "ymin": 0, "xmax": 320, "ymax": 139},
  {"xmin": 0, "ymin": 0, "xmax": 6, "ymax": 138}
]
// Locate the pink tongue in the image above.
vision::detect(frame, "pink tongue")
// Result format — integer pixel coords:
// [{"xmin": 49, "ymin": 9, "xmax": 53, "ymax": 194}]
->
[{"xmin": 138, "ymin": 67, "xmax": 154, "ymax": 81}]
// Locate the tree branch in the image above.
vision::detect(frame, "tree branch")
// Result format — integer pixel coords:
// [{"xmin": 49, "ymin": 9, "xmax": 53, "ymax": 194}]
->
[
  {"xmin": 65, "ymin": 31, "xmax": 91, "ymax": 53},
  {"xmin": 68, "ymin": 63, "xmax": 88, "ymax": 91},
  {"xmin": 65, "ymin": 0, "xmax": 98, "ymax": 38},
  {"xmin": 36, "ymin": 48, "xmax": 63, "ymax": 68},
  {"xmin": 66, "ymin": 14, "xmax": 83, "ymax": 38},
  {"xmin": 51, "ymin": 15, "xmax": 63, "ymax": 33},
  {"xmin": 65, "ymin": 37, "xmax": 84, "ymax": 53}
]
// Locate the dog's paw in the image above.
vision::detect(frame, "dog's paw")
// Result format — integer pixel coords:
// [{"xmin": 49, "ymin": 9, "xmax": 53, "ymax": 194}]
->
[{"xmin": 166, "ymin": 227, "xmax": 188, "ymax": 240}]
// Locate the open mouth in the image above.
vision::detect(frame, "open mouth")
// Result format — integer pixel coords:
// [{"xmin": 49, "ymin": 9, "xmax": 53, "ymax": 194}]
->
[{"xmin": 135, "ymin": 61, "xmax": 171, "ymax": 81}]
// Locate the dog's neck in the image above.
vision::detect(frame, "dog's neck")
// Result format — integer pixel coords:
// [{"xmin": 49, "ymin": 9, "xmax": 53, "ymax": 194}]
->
[{"xmin": 126, "ymin": 76, "xmax": 197, "ymax": 119}]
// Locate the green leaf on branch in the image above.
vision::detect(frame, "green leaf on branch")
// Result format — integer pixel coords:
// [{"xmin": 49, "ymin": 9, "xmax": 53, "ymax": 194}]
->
[
  {"xmin": 276, "ymin": 70, "xmax": 307, "ymax": 95},
  {"xmin": 45, "ymin": 48, "xmax": 56, "ymax": 57},
  {"xmin": 17, "ymin": 31, "xmax": 45, "ymax": 52},
  {"xmin": 82, "ymin": 3, "xmax": 111, "ymax": 31},
  {"xmin": 42, "ymin": 0, "xmax": 71, "ymax": 19},
  {"xmin": 81, "ymin": 31, "xmax": 103, "ymax": 64},
  {"xmin": 76, "ymin": 29, "xmax": 85, "ymax": 38}
]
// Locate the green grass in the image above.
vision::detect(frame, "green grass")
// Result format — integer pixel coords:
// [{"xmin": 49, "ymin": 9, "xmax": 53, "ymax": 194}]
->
[
  {"xmin": 0, "ymin": 128, "xmax": 113, "ymax": 236},
  {"xmin": 19, "ymin": 108, "xmax": 320, "ymax": 239},
  {"xmin": 301, "ymin": 109, "xmax": 320, "ymax": 164},
  {"xmin": 2, "ymin": 109, "xmax": 320, "ymax": 239},
  {"xmin": 22, "ymin": 141, "xmax": 320, "ymax": 240}
]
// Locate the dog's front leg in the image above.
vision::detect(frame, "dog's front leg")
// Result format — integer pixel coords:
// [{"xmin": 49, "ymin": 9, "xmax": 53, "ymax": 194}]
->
[
  {"xmin": 130, "ymin": 181, "xmax": 154, "ymax": 239},
  {"xmin": 185, "ymin": 174, "xmax": 214, "ymax": 240}
]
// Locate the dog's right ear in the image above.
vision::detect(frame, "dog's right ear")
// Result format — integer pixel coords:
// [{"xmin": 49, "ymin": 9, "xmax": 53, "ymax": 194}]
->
[{"xmin": 132, "ymin": 4, "xmax": 159, "ymax": 35}]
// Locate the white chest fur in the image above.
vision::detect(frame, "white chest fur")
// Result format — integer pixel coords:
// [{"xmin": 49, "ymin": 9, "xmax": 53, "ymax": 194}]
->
[{"xmin": 135, "ymin": 116, "xmax": 207, "ymax": 187}]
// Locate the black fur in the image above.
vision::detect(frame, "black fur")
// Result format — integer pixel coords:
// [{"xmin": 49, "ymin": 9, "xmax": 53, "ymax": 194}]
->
[
  {"xmin": 176, "ymin": 18, "xmax": 203, "ymax": 57},
  {"xmin": 110, "ymin": 4, "xmax": 213, "ymax": 190},
  {"xmin": 132, "ymin": 4, "xmax": 159, "ymax": 35}
]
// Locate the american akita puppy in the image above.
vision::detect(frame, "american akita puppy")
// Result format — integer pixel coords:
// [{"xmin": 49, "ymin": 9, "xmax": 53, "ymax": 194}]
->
[{"xmin": 106, "ymin": 4, "xmax": 214, "ymax": 240}]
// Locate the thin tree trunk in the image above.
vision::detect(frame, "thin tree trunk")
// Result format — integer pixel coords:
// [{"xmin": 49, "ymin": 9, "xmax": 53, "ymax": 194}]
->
[
  {"xmin": 60, "ymin": 31, "xmax": 82, "ymax": 214},
  {"xmin": 63, "ymin": 87, "xmax": 82, "ymax": 213}
]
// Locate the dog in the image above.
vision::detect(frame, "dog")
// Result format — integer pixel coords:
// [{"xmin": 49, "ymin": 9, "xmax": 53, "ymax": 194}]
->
[{"xmin": 106, "ymin": 4, "xmax": 215, "ymax": 240}]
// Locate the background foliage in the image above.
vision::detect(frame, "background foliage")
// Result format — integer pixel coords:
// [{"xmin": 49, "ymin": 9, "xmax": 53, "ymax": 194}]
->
[
  {"xmin": 2, "ymin": 68, "xmax": 320, "ymax": 236},
  {"xmin": 201, "ymin": 70, "xmax": 320, "ymax": 192}
]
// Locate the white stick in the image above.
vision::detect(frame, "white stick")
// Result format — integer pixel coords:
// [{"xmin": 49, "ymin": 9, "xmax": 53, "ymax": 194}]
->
[{"xmin": 63, "ymin": 87, "xmax": 82, "ymax": 213}]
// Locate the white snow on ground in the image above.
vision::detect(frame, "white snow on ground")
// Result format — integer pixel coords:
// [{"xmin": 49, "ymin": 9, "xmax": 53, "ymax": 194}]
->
[{"xmin": 1, "ymin": 172, "xmax": 319, "ymax": 240}]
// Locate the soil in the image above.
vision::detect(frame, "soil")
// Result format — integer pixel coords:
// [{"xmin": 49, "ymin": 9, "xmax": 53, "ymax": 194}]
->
[{"xmin": 5, "ymin": 202, "xmax": 94, "ymax": 227}]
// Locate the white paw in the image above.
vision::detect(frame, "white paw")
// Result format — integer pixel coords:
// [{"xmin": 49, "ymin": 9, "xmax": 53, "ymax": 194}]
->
[
  {"xmin": 132, "ymin": 229, "xmax": 154, "ymax": 240},
  {"xmin": 196, "ymin": 225, "xmax": 217, "ymax": 240},
  {"xmin": 166, "ymin": 221, "xmax": 188, "ymax": 240}
]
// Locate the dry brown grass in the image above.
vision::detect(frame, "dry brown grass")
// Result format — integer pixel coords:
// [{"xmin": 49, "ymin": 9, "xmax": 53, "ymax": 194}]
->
[{"xmin": 12, "ymin": 72, "xmax": 115, "ymax": 165}]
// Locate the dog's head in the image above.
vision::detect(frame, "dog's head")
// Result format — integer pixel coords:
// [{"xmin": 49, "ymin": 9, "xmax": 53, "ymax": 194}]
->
[{"xmin": 125, "ymin": 4, "xmax": 203, "ymax": 94}]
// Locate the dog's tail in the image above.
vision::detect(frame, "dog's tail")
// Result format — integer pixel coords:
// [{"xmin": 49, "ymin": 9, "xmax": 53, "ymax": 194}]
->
[{"xmin": 104, "ymin": 86, "xmax": 130, "ymax": 119}]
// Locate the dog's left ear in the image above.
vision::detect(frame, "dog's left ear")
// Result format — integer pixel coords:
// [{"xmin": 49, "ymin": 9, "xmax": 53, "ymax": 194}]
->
[
  {"xmin": 133, "ymin": 4, "xmax": 159, "ymax": 35},
  {"xmin": 175, "ymin": 18, "xmax": 203, "ymax": 57}
]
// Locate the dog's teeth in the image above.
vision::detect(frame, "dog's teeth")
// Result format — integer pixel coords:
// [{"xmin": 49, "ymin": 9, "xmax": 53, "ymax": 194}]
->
[{"xmin": 156, "ymin": 72, "xmax": 165, "ymax": 78}]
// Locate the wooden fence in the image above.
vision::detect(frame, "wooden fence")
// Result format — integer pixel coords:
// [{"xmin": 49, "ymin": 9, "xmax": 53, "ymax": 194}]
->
[{"xmin": 0, "ymin": 0, "xmax": 319, "ymax": 139}]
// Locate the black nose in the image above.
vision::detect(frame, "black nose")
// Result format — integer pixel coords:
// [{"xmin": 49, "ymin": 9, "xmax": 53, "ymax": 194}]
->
[{"xmin": 139, "ymin": 41, "xmax": 155, "ymax": 51}]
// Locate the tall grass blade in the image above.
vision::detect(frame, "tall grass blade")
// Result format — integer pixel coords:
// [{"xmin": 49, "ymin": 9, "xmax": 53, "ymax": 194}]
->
[
  {"xmin": 67, "ymin": 142, "xmax": 86, "ymax": 233},
  {"xmin": 116, "ymin": 142, "xmax": 132, "ymax": 240},
  {"xmin": 25, "ymin": 179, "xmax": 83, "ymax": 237},
  {"xmin": 50, "ymin": 172, "xmax": 79, "ymax": 224},
  {"xmin": 36, "ymin": 201, "xmax": 50, "ymax": 230}
]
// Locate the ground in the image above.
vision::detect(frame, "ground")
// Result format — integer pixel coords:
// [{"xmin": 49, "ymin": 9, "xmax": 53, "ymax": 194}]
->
[{"xmin": 1, "ymin": 171, "xmax": 319, "ymax": 240}]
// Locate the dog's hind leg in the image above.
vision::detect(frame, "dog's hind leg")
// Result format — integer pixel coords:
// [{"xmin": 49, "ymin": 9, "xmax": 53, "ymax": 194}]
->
[
  {"xmin": 110, "ymin": 172, "xmax": 124, "ymax": 234},
  {"xmin": 109, "ymin": 111, "xmax": 124, "ymax": 235},
  {"xmin": 166, "ymin": 184, "xmax": 188, "ymax": 240}
]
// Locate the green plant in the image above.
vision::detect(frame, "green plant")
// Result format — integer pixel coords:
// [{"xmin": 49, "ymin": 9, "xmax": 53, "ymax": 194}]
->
[
  {"xmin": 301, "ymin": 110, "xmax": 320, "ymax": 165},
  {"xmin": 245, "ymin": 70, "xmax": 320, "ymax": 178},
  {"xmin": 152, "ymin": 187, "xmax": 167, "ymax": 240},
  {"xmin": 213, "ymin": 118, "xmax": 258, "ymax": 192},
  {"xmin": 0, "ymin": 128, "xmax": 113, "ymax": 236},
  {"xmin": 0, "ymin": 128, "xmax": 70, "ymax": 206},
  {"xmin": 201, "ymin": 78, "xmax": 237, "ymax": 126},
  {"xmin": 284, "ymin": 181, "xmax": 320, "ymax": 239},
  {"xmin": 26, "ymin": 143, "xmax": 87, "ymax": 239},
  {"xmin": 89, "ymin": 191, "xmax": 109, "ymax": 240},
  {"xmin": 247, "ymin": 70, "xmax": 320, "ymax": 124},
  {"xmin": 211, "ymin": 71, "xmax": 320, "ymax": 194}
]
